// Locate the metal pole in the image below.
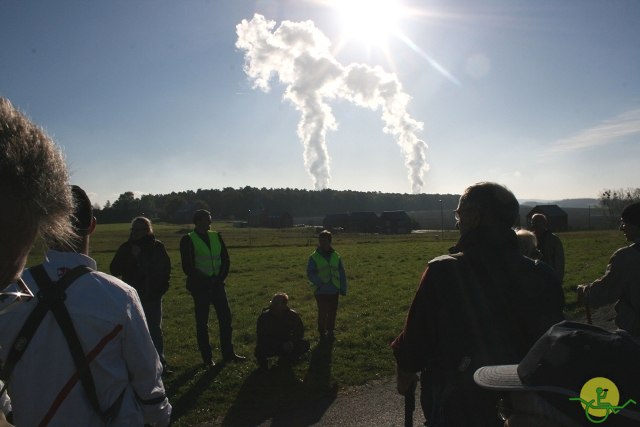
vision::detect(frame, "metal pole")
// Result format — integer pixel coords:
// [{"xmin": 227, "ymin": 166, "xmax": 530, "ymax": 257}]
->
[{"xmin": 439, "ymin": 199, "xmax": 444, "ymax": 237}]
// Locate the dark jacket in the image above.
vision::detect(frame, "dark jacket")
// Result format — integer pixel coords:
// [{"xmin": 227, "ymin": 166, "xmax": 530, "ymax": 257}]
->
[
  {"xmin": 256, "ymin": 307, "xmax": 305, "ymax": 351},
  {"xmin": 392, "ymin": 226, "xmax": 565, "ymax": 426},
  {"xmin": 110, "ymin": 234, "xmax": 171, "ymax": 303},
  {"xmin": 179, "ymin": 231, "xmax": 230, "ymax": 292}
]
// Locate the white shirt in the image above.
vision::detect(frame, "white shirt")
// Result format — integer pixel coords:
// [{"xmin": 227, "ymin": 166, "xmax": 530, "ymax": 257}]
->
[{"xmin": 0, "ymin": 250, "xmax": 171, "ymax": 426}]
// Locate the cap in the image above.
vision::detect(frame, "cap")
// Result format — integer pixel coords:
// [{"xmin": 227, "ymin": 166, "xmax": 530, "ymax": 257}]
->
[
  {"xmin": 621, "ymin": 202, "xmax": 640, "ymax": 228},
  {"xmin": 474, "ymin": 321, "xmax": 640, "ymax": 422}
]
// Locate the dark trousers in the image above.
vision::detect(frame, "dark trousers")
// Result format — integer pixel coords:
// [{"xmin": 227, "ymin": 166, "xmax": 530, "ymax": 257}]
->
[
  {"xmin": 142, "ymin": 299, "xmax": 166, "ymax": 368},
  {"xmin": 192, "ymin": 284, "xmax": 234, "ymax": 362},
  {"xmin": 315, "ymin": 293, "xmax": 339, "ymax": 334}
]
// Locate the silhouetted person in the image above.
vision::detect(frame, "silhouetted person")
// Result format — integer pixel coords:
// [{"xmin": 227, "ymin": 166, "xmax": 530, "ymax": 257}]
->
[
  {"xmin": 306, "ymin": 230, "xmax": 347, "ymax": 338},
  {"xmin": 392, "ymin": 182, "xmax": 564, "ymax": 427},
  {"xmin": 530, "ymin": 213, "xmax": 565, "ymax": 283},
  {"xmin": 180, "ymin": 209, "xmax": 245, "ymax": 367},
  {"xmin": 255, "ymin": 293, "xmax": 310, "ymax": 370},
  {"xmin": 110, "ymin": 216, "xmax": 172, "ymax": 374},
  {"xmin": 577, "ymin": 202, "xmax": 640, "ymax": 337}
]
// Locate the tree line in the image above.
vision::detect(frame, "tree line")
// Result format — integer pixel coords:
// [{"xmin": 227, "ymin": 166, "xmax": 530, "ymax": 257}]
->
[
  {"xmin": 599, "ymin": 188, "xmax": 640, "ymax": 219},
  {"xmin": 95, "ymin": 187, "xmax": 461, "ymax": 224}
]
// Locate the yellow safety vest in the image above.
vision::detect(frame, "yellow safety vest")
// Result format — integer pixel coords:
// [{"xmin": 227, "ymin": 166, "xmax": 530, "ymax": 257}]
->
[
  {"xmin": 310, "ymin": 250, "xmax": 341, "ymax": 289},
  {"xmin": 189, "ymin": 231, "xmax": 222, "ymax": 277}
]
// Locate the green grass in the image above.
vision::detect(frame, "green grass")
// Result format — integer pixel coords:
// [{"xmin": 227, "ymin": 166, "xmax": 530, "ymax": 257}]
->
[{"xmin": 25, "ymin": 225, "xmax": 626, "ymax": 426}]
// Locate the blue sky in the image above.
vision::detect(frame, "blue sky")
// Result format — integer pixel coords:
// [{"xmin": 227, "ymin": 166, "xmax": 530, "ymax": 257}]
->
[{"xmin": 2, "ymin": 0, "xmax": 639, "ymax": 207}]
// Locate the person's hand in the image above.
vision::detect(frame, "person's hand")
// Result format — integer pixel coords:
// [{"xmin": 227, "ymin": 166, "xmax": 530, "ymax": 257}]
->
[{"xmin": 396, "ymin": 366, "xmax": 418, "ymax": 395}]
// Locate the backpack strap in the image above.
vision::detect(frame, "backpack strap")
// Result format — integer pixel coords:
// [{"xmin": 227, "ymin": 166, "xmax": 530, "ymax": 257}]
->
[
  {"xmin": 30, "ymin": 265, "xmax": 109, "ymax": 420},
  {"xmin": 0, "ymin": 265, "xmax": 91, "ymax": 392}
]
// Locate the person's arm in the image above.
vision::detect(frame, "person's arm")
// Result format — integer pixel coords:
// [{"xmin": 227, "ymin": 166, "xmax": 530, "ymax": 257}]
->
[
  {"xmin": 338, "ymin": 258, "xmax": 347, "ymax": 296},
  {"xmin": 110, "ymin": 242, "xmax": 134, "ymax": 278},
  {"xmin": 122, "ymin": 290, "xmax": 171, "ymax": 426},
  {"xmin": 150, "ymin": 241, "xmax": 171, "ymax": 297},
  {"xmin": 580, "ymin": 250, "xmax": 627, "ymax": 309},
  {"xmin": 306, "ymin": 256, "xmax": 323, "ymax": 288},
  {"xmin": 217, "ymin": 234, "xmax": 230, "ymax": 283},
  {"xmin": 291, "ymin": 310, "xmax": 305, "ymax": 341},
  {"xmin": 391, "ymin": 266, "xmax": 434, "ymax": 373}
]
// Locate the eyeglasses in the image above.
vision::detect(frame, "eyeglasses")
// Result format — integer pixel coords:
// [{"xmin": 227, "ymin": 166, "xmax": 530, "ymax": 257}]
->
[{"xmin": 496, "ymin": 394, "xmax": 513, "ymax": 422}]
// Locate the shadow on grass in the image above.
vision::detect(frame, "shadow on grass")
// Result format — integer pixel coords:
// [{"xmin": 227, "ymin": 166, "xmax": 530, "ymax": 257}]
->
[
  {"xmin": 166, "ymin": 363, "xmax": 224, "ymax": 421},
  {"xmin": 222, "ymin": 337, "xmax": 338, "ymax": 426}
]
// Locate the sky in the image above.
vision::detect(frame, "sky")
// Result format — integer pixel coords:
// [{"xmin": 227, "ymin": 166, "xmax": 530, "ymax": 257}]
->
[{"xmin": 2, "ymin": 0, "xmax": 639, "ymax": 208}]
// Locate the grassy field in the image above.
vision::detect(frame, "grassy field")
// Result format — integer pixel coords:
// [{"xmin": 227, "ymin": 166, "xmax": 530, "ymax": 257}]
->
[{"xmin": 26, "ymin": 224, "xmax": 626, "ymax": 426}]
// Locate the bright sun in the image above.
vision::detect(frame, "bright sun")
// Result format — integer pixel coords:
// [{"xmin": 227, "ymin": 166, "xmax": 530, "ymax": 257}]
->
[{"xmin": 332, "ymin": 0, "xmax": 403, "ymax": 46}]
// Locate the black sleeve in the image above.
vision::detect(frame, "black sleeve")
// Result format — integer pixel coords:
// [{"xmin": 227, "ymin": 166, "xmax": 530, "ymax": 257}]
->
[
  {"xmin": 110, "ymin": 242, "xmax": 134, "ymax": 278},
  {"xmin": 217, "ymin": 233, "xmax": 231, "ymax": 282}
]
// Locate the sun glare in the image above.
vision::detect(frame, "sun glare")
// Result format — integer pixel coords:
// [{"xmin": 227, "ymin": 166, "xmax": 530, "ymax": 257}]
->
[{"xmin": 333, "ymin": 0, "xmax": 403, "ymax": 46}]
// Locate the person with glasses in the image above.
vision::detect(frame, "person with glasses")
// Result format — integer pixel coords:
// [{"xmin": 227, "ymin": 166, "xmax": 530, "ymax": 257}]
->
[
  {"xmin": 392, "ymin": 182, "xmax": 564, "ymax": 427},
  {"xmin": 110, "ymin": 216, "xmax": 172, "ymax": 374},
  {"xmin": 0, "ymin": 97, "xmax": 75, "ymax": 426},
  {"xmin": 577, "ymin": 202, "xmax": 640, "ymax": 337}
]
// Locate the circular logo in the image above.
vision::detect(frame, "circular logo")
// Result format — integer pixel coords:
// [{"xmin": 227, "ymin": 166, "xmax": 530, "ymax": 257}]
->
[{"xmin": 579, "ymin": 377, "xmax": 620, "ymax": 419}]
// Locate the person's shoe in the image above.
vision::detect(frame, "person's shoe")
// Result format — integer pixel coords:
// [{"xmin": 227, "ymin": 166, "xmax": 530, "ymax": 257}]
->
[
  {"xmin": 224, "ymin": 354, "xmax": 247, "ymax": 363},
  {"xmin": 203, "ymin": 359, "xmax": 216, "ymax": 369}
]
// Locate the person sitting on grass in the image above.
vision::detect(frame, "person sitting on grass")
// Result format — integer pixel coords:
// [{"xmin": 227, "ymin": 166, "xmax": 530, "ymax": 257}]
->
[{"xmin": 255, "ymin": 293, "xmax": 310, "ymax": 370}]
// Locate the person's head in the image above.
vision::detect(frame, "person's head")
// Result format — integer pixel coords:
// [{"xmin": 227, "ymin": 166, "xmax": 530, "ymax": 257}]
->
[
  {"xmin": 130, "ymin": 216, "xmax": 153, "ymax": 240},
  {"xmin": 530, "ymin": 214, "xmax": 548, "ymax": 235},
  {"xmin": 455, "ymin": 182, "xmax": 519, "ymax": 234},
  {"xmin": 193, "ymin": 209, "xmax": 212, "ymax": 233},
  {"xmin": 0, "ymin": 97, "xmax": 73, "ymax": 287},
  {"xmin": 318, "ymin": 229, "xmax": 332, "ymax": 251},
  {"xmin": 620, "ymin": 202, "xmax": 640, "ymax": 242},
  {"xmin": 269, "ymin": 292, "xmax": 289, "ymax": 315},
  {"xmin": 59, "ymin": 185, "xmax": 96, "ymax": 254},
  {"xmin": 474, "ymin": 321, "xmax": 640, "ymax": 426},
  {"xmin": 516, "ymin": 229, "xmax": 539, "ymax": 258}
]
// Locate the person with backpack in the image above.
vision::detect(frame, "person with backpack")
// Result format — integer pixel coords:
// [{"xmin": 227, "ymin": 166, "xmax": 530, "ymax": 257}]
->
[
  {"xmin": 0, "ymin": 186, "xmax": 171, "ymax": 426},
  {"xmin": 110, "ymin": 216, "xmax": 172, "ymax": 374},
  {"xmin": 0, "ymin": 97, "xmax": 76, "ymax": 426},
  {"xmin": 577, "ymin": 202, "xmax": 640, "ymax": 337},
  {"xmin": 391, "ymin": 182, "xmax": 564, "ymax": 427}
]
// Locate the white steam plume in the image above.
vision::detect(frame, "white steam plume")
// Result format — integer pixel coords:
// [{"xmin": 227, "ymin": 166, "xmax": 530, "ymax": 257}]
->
[{"xmin": 236, "ymin": 14, "xmax": 428, "ymax": 193}]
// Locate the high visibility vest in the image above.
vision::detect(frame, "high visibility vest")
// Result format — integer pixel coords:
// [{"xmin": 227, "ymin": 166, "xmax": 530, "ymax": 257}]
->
[
  {"xmin": 189, "ymin": 231, "xmax": 222, "ymax": 277},
  {"xmin": 310, "ymin": 250, "xmax": 341, "ymax": 289}
]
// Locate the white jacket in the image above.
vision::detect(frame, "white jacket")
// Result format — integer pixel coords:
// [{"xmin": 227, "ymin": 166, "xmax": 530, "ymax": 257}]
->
[{"xmin": 0, "ymin": 250, "xmax": 171, "ymax": 426}]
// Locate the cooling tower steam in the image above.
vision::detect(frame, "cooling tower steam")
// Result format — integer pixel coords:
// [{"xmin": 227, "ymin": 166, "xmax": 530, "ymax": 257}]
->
[{"xmin": 236, "ymin": 14, "xmax": 428, "ymax": 193}]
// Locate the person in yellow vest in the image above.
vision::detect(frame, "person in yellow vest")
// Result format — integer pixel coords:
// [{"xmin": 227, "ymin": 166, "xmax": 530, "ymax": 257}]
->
[
  {"xmin": 180, "ymin": 209, "xmax": 246, "ymax": 367},
  {"xmin": 306, "ymin": 230, "xmax": 347, "ymax": 338}
]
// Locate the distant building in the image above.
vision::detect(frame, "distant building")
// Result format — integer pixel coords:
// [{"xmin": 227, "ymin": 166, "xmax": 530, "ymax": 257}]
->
[
  {"xmin": 323, "ymin": 213, "xmax": 350, "ymax": 232},
  {"xmin": 249, "ymin": 210, "xmax": 293, "ymax": 228},
  {"xmin": 380, "ymin": 210, "xmax": 415, "ymax": 234},
  {"xmin": 349, "ymin": 211, "xmax": 379, "ymax": 233},
  {"xmin": 526, "ymin": 205, "xmax": 568, "ymax": 232}
]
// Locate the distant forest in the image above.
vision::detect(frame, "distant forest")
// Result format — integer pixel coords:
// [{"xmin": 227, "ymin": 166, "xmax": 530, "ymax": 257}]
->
[
  {"xmin": 94, "ymin": 186, "xmax": 639, "ymax": 226},
  {"xmin": 94, "ymin": 187, "xmax": 461, "ymax": 224}
]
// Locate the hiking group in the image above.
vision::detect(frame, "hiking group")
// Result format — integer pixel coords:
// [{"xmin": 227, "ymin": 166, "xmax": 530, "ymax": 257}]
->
[{"xmin": 2, "ymin": 95, "xmax": 640, "ymax": 426}]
